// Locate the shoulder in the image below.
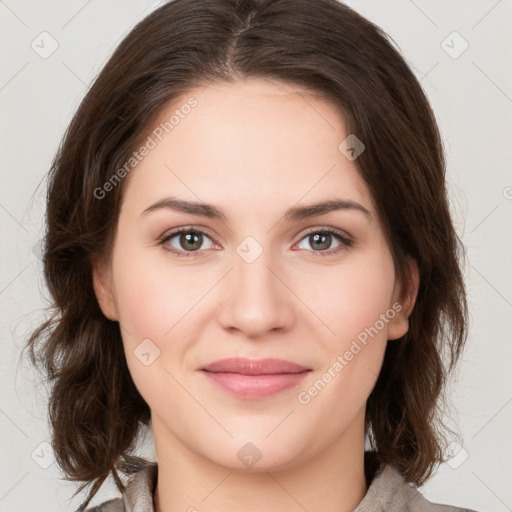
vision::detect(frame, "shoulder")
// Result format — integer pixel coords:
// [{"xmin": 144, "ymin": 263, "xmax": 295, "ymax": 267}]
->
[
  {"xmin": 355, "ymin": 462, "xmax": 479, "ymax": 512},
  {"xmin": 84, "ymin": 461, "xmax": 158, "ymax": 512},
  {"xmin": 84, "ymin": 497, "xmax": 124, "ymax": 512}
]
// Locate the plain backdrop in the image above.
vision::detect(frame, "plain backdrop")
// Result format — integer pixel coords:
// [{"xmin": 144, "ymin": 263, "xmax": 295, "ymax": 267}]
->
[{"xmin": 1, "ymin": 0, "xmax": 511, "ymax": 511}]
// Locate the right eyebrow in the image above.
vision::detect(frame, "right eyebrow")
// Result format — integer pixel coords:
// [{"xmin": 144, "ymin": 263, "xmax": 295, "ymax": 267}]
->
[{"xmin": 141, "ymin": 197, "xmax": 228, "ymax": 221}]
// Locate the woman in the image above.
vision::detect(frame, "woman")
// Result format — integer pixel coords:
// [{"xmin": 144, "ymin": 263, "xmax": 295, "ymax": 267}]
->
[{"xmin": 24, "ymin": 0, "xmax": 477, "ymax": 510}]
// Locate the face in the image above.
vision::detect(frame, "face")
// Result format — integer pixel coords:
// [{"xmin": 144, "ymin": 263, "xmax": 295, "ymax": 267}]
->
[{"xmin": 93, "ymin": 78, "xmax": 417, "ymax": 472}]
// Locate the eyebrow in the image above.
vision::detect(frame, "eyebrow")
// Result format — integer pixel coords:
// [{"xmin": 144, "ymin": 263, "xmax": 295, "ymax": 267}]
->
[{"xmin": 141, "ymin": 197, "xmax": 372, "ymax": 222}]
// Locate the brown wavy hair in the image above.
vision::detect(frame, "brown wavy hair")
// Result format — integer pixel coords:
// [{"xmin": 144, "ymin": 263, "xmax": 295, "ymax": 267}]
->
[{"xmin": 23, "ymin": 0, "xmax": 468, "ymax": 510}]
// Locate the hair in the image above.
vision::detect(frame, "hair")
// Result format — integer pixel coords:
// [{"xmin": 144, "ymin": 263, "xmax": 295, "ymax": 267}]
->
[{"xmin": 23, "ymin": 0, "xmax": 468, "ymax": 510}]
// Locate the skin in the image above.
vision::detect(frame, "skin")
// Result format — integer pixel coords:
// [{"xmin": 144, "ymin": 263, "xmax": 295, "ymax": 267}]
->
[{"xmin": 93, "ymin": 78, "xmax": 419, "ymax": 512}]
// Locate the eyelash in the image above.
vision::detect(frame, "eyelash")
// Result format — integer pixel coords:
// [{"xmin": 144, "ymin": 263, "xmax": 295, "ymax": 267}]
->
[{"xmin": 158, "ymin": 226, "xmax": 353, "ymax": 259}]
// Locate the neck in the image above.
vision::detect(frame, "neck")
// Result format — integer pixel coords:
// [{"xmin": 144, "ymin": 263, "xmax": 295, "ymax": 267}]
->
[{"xmin": 152, "ymin": 412, "xmax": 368, "ymax": 512}]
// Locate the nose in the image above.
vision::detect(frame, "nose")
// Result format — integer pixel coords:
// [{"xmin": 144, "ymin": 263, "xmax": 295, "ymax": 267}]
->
[{"xmin": 217, "ymin": 242, "xmax": 296, "ymax": 339}]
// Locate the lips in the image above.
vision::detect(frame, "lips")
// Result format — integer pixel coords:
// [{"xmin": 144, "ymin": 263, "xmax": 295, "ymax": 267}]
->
[
  {"xmin": 199, "ymin": 358, "xmax": 311, "ymax": 399},
  {"xmin": 200, "ymin": 357, "xmax": 310, "ymax": 375}
]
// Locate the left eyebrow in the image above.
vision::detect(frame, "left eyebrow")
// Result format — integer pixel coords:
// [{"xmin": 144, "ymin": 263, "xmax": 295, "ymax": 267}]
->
[
  {"xmin": 140, "ymin": 197, "xmax": 372, "ymax": 222},
  {"xmin": 283, "ymin": 199, "xmax": 372, "ymax": 222}
]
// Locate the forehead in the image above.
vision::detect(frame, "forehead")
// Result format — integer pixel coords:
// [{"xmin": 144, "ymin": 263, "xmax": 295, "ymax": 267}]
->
[{"xmin": 120, "ymin": 78, "xmax": 374, "ymax": 221}]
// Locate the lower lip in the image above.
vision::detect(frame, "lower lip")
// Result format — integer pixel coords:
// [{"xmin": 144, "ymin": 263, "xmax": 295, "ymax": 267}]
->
[{"xmin": 201, "ymin": 371, "xmax": 310, "ymax": 399}]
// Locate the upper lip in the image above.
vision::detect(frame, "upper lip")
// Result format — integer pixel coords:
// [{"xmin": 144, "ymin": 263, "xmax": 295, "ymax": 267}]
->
[{"xmin": 200, "ymin": 358, "xmax": 310, "ymax": 375}]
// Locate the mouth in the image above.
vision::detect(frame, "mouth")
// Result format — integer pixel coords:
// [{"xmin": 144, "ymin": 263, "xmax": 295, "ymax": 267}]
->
[{"xmin": 199, "ymin": 358, "xmax": 312, "ymax": 399}]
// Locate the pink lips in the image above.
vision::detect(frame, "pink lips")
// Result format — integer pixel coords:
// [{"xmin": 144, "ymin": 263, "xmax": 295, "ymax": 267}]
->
[{"xmin": 200, "ymin": 358, "xmax": 311, "ymax": 399}]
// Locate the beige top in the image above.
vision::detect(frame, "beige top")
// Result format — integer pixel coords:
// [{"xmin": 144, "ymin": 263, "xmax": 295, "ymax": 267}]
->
[{"xmin": 85, "ymin": 457, "xmax": 477, "ymax": 512}]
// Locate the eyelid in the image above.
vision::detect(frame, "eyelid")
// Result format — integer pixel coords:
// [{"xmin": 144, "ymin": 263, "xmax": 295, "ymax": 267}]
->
[
  {"xmin": 298, "ymin": 225, "xmax": 352, "ymax": 241},
  {"xmin": 158, "ymin": 224, "xmax": 353, "ymax": 258},
  {"xmin": 159, "ymin": 225, "xmax": 218, "ymax": 244},
  {"xmin": 159, "ymin": 225, "xmax": 352, "ymax": 243},
  {"xmin": 158, "ymin": 225, "xmax": 218, "ymax": 250}
]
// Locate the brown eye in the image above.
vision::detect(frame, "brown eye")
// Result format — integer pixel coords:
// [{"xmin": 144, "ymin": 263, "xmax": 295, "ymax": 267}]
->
[
  {"xmin": 308, "ymin": 233, "xmax": 333, "ymax": 251},
  {"xmin": 178, "ymin": 231, "xmax": 203, "ymax": 251},
  {"xmin": 160, "ymin": 228, "xmax": 215, "ymax": 257},
  {"xmin": 296, "ymin": 228, "xmax": 353, "ymax": 257}
]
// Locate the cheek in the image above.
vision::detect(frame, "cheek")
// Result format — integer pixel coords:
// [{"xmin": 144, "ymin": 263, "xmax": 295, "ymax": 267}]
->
[
  {"xmin": 110, "ymin": 244, "xmax": 197, "ymax": 406},
  {"xmin": 304, "ymin": 252, "xmax": 396, "ymax": 351},
  {"xmin": 111, "ymin": 239, "xmax": 197, "ymax": 339},
  {"xmin": 323, "ymin": 254, "xmax": 396, "ymax": 398},
  {"xmin": 114, "ymin": 271, "xmax": 172, "ymax": 342},
  {"xmin": 296, "ymin": 262, "xmax": 395, "ymax": 420},
  {"xmin": 109, "ymin": 245, "xmax": 191, "ymax": 398}
]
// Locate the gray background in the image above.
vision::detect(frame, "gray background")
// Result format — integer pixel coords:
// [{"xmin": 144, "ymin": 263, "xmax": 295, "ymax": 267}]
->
[{"xmin": 1, "ymin": 0, "xmax": 511, "ymax": 510}]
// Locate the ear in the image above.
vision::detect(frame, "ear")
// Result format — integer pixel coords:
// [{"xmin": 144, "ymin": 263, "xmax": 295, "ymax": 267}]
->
[
  {"xmin": 91, "ymin": 254, "xmax": 119, "ymax": 321},
  {"xmin": 387, "ymin": 257, "xmax": 420, "ymax": 341}
]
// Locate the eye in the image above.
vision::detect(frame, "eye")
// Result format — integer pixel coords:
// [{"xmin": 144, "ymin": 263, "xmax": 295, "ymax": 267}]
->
[
  {"xmin": 159, "ymin": 227, "xmax": 216, "ymax": 258},
  {"xmin": 158, "ymin": 226, "xmax": 353, "ymax": 259},
  {"xmin": 295, "ymin": 227, "xmax": 353, "ymax": 257}
]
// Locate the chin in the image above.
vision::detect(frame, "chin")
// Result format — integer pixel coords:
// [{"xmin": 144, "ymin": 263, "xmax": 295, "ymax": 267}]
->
[{"xmin": 203, "ymin": 436, "xmax": 311, "ymax": 474}]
